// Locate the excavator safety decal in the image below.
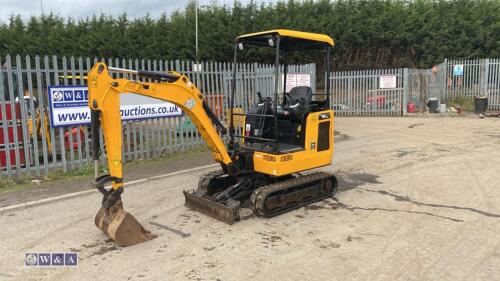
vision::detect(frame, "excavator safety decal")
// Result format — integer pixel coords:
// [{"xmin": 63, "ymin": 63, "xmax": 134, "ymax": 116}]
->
[
  {"xmin": 263, "ymin": 155, "xmax": 276, "ymax": 162},
  {"xmin": 280, "ymin": 155, "xmax": 293, "ymax": 162}
]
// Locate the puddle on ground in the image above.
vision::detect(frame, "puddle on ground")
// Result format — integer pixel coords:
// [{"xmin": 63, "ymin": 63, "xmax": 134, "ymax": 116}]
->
[
  {"xmin": 394, "ymin": 149, "xmax": 414, "ymax": 158},
  {"xmin": 92, "ymin": 245, "xmax": 119, "ymax": 256},
  {"xmin": 304, "ymin": 204, "xmax": 330, "ymax": 210},
  {"xmin": 256, "ymin": 231, "xmax": 283, "ymax": 247},
  {"xmin": 314, "ymin": 238, "xmax": 341, "ymax": 249},
  {"xmin": 486, "ymin": 133, "xmax": 500, "ymax": 139},
  {"xmin": 408, "ymin": 123, "xmax": 423, "ymax": 128},
  {"xmin": 334, "ymin": 130, "xmax": 350, "ymax": 141},
  {"xmin": 337, "ymin": 172, "xmax": 381, "ymax": 192},
  {"xmin": 71, "ymin": 238, "xmax": 122, "ymax": 260},
  {"xmin": 373, "ymin": 190, "xmax": 500, "ymax": 218},
  {"xmin": 320, "ymin": 198, "xmax": 463, "ymax": 223},
  {"xmin": 150, "ymin": 221, "xmax": 191, "ymax": 238}
]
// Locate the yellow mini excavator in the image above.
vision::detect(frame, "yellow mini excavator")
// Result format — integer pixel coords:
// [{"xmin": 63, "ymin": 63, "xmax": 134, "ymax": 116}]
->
[{"xmin": 88, "ymin": 30, "xmax": 338, "ymax": 246}]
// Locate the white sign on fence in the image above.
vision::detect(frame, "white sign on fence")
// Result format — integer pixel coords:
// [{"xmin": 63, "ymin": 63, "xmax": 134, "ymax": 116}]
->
[
  {"xmin": 379, "ymin": 75, "xmax": 397, "ymax": 89},
  {"xmin": 48, "ymin": 86, "xmax": 182, "ymax": 127},
  {"xmin": 193, "ymin": 63, "xmax": 203, "ymax": 72},
  {"xmin": 281, "ymin": 74, "xmax": 311, "ymax": 92}
]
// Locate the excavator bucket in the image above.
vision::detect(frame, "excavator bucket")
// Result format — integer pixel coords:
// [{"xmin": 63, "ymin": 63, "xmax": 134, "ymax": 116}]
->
[
  {"xmin": 183, "ymin": 191, "xmax": 240, "ymax": 224},
  {"xmin": 95, "ymin": 200, "xmax": 157, "ymax": 247}
]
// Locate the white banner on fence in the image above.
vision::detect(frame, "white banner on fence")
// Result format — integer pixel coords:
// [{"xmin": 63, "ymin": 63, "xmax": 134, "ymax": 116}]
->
[
  {"xmin": 48, "ymin": 86, "xmax": 182, "ymax": 127},
  {"xmin": 281, "ymin": 74, "xmax": 311, "ymax": 92},
  {"xmin": 379, "ymin": 75, "xmax": 397, "ymax": 89}
]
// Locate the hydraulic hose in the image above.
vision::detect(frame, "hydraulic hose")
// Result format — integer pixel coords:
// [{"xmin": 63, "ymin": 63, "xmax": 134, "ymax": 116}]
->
[{"xmin": 91, "ymin": 109, "xmax": 100, "ymax": 179}]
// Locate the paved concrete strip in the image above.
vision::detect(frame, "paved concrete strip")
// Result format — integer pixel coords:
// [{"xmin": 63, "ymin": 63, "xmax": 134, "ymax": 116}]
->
[{"xmin": 0, "ymin": 163, "xmax": 218, "ymax": 213}]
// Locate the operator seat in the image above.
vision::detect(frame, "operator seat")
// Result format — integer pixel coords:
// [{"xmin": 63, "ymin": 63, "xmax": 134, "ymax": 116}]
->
[
  {"xmin": 280, "ymin": 86, "xmax": 313, "ymax": 121},
  {"xmin": 286, "ymin": 86, "xmax": 313, "ymax": 107},
  {"xmin": 274, "ymin": 86, "xmax": 313, "ymax": 147}
]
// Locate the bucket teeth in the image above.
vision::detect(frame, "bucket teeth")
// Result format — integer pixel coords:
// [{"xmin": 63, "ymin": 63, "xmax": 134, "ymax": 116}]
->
[
  {"xmin": 183, "ymin": 191, "xmax": 239, "ymax": 224},
  {"xmin": 95, "ymin": 200, "xmax": 157, "ymax": 247}
]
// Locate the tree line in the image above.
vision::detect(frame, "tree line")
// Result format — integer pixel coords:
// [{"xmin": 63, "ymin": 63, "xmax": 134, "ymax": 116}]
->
[{"xmin": 0, "ymin": 0, "xmax": 498, "ymax": 70}]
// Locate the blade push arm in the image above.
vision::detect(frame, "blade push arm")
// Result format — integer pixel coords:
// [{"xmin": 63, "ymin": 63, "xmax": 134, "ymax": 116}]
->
[{"xmin": 87, "ymin": 63, "xmax": 233, "ymax": 194}]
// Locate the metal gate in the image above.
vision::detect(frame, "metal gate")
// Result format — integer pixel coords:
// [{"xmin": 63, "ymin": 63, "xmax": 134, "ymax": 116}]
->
[
  {"xmin": 406, "ymin": 62, "xmax": 447, "ymax": 112},
  {"xmin": 329, "ymin": 69, "xmax": 404, "ymax": 116},
  {"xmin": 330, "ymin": 58, "xmax": 500, "ymax": 115},
  {"xmin": 407, "ymin": 59, "xmax": 500, "ymax": 111},
  {"xmin": 486, "ymin": 59, "xmax": 500, "ymax": 109}
]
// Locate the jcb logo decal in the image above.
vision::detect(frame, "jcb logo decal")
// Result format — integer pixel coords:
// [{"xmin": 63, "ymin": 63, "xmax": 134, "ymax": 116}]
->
[{"xmin": 263, "ymin": 155, "xmax": 276, "ymax": 162}]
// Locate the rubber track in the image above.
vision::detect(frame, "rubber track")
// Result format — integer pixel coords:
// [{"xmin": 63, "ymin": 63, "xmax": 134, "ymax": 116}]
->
[
  {"xmin": 250, "ymin": 172, "xmax": 335, "ymax": 217},
  {"xmin": 197, "ymin": 170, "xmax": 225, "ymax": 191}
]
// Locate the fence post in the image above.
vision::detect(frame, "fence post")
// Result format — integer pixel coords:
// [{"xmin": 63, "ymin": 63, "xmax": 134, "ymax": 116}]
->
[
  {"xmin": 5, "ymin": 55, "xmax": 22, "ymax": 174},
  {"xmin": 403, "ymin": 68, "xmax": 409, "ymax": 116},
  {"xmin": 26, "ymin": 55, "xmax": 40, "ymax": 176},
  {"xmin": 442, "ymin": 58, "xmax": 448, "ymax": 101},
  {"xmin": 481, "ymin": 58, "xmax": 489, "ymax": 97},
  {"xmin": 0, "ymin": 56, "xmax": 12, "ymax": 175}
]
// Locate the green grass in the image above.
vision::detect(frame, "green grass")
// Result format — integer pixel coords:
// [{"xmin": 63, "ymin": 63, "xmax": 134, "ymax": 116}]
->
[
  {"xmin": 0, "ymin": 145, "xmax": 209, "ymax": 194},
  {"xmin": 0, "ymin": 176, "xmax": 31, "ymax": 194},
  {"xmin": 447, "ymin": 97, "xmax": 475, "ymax": 111}
]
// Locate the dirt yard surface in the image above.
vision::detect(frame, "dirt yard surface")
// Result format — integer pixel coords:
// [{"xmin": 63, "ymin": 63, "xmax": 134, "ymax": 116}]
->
[
  {"xmin": 0, "ymin": 149, "xmax": 214, "ymax": 208},
  {"xmin": 1, "ymin": 116, "xmax": 499, "ymax": 281}
]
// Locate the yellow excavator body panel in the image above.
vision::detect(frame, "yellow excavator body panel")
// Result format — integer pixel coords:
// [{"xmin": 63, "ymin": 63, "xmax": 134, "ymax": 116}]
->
[{"xmin": 253, "ymin": 110, "xmax": 334, "ymax": 177}]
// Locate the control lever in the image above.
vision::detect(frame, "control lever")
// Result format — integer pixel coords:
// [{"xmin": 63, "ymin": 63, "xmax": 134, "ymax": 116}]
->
[{"xmin": 256, "ymin": 92, "xmax": 264, "ymax": 104}]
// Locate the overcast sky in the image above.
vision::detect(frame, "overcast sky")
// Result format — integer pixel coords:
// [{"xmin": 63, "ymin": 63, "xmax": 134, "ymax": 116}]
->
[{"xmin": 0, "ymin": 0, "xmax": 276, "ymax": 23}]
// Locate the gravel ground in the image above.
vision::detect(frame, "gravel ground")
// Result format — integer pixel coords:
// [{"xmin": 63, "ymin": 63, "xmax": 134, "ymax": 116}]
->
[{"xmin": 1, "ymin": 116, "xmax": 499, "ymax": 281}]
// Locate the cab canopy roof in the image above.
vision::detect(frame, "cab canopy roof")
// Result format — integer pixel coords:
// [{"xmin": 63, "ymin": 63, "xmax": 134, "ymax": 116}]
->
[{"xmin": 236, "ymin": 29, "xmax": 334, "ymax": 51}]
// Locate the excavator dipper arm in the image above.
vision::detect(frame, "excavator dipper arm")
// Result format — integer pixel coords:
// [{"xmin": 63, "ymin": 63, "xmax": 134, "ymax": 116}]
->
[
  {"xmin": 88, "ymin": 63, "xmax": 232, "ymax": 190},
  {"xmin": 87, "ymin": 63, "xmax": 233, "ymax": 246}
]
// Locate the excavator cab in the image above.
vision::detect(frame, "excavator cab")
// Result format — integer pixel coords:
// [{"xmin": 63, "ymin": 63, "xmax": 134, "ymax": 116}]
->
[
  {"xmin": 88, "ymin": 29, "xmax": 337, "ymax": 247},
  {"xmin": 229, "ymin": 30, "xmax": 333, "ymax": 155}
]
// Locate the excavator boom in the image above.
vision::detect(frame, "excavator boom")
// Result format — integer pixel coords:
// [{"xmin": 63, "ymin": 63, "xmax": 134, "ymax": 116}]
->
[{"xmin": 87, "ymin": 63, "xmax": 233, "ymax": 246}]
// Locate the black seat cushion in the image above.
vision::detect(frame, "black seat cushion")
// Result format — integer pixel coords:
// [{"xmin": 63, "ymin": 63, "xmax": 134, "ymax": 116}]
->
[{"xmin": 287, "ymin": 86, "xmax": 313, "ymax": 106}]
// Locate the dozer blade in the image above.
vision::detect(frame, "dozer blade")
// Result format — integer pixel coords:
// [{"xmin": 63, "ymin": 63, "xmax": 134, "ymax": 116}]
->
[
  {"xmin": 183, "ymin": 190, "xmax": 239, "ymax": 225},
  {"xmin": 95, "ymin": 200, "xmax": 157, "ymax": 247}
]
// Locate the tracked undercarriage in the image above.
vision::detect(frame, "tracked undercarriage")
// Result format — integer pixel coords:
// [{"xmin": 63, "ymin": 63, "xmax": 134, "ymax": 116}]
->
[{"xmin": 184, "ymin": 170, "xmax": 337, "ymax": 224}]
